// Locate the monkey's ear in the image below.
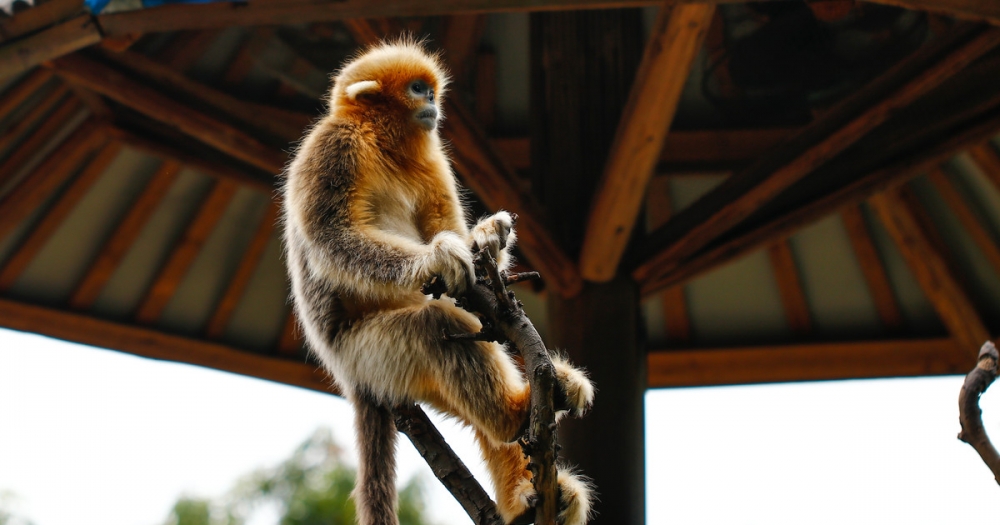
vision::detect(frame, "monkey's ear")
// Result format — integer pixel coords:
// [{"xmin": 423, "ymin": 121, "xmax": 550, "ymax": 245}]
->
[{"xmin": 345, "ymin": 80, "xmax": 381, "ymax": 100}]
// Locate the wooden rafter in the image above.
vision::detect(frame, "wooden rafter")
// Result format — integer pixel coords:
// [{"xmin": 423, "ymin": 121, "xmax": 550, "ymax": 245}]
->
[
  {"xmin": 0, "ymin": 15, "xmax": 100, "ymax": 78},
  {"xmin": 869, "ymin": 187, "xmax": 990, "ymax": 352},
  {"xmin": 968, "ymin": 141, "xmax": 1000, "ymax": 188},
  {"xmin": 579, "ymin": 2, "xmax": 714, "ymax": 281},
  {"xmin": 648, "ymin": 337, "xmax": 964, "ymax": 388},
  {"xmin": 69, "ymin": 159, "xmax": 182, "ymax": 310},
  {"xmin": 0, "ymin": 119, "xmax": 105, "ymax": 241},
  {"xmin": 0, "ymin": 69, "xmax": 52, "ymax": 119},
  {"xmin": 205, "ymin": 203, "xmax": 278, "ymax": 339},
  {"xmin": 0, "ymin": 297, "xmax": 333, "ymax": 394},
  {"xmin": 0, "ymin": 141, "xmax": 122, "ymax": 291},
  {"xmin": 156, "ymin": 29, "xmax": 222, "ymax": 71},
  {"xmin": 441, "ymin": 14, "xmax": 487, "ymax": 85},
  {"xmin": 50, "ymin": 53, "xmax": 286, "ymax": 174},
  {"xmin": 0, "ymin": 0, "xmax": 82, "ymax": 43},
  {"xmin": 0, "ymin": 83, "xmax": 69, "ymax": 157},
  {"xmin": 767, "ymin": 239, "xmax": 813, "ymax": 336},
  {"xmin": 646, "ymin": 175, "xmax": 691, "ymax": 343},
  {"xmin": 927, "ymin": 168, "xmax": 1000, "ymax": 277},
  {"xmin": 134, "ymin": 180, "xmax": 238, "ymax": 325},
  {"xmin": 840, "ymin": 205, "xmax": 905, "ymax": 332},
  {"xmin": 0, "ymin": 96, "xmax": 82, "ymax": 189},
  {"xmin": 635, "ymin": 25, "xmax": 1000, "ymax": 282},
  {"xmin": 635, "ymin": 73, "xmax": 1000, "ymax": 296}
]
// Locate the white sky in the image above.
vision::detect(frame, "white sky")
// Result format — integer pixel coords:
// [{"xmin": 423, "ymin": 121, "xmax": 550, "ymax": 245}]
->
[{"xmin": 0, "ymin": 326, "xmax": 996, "ymax": 524}]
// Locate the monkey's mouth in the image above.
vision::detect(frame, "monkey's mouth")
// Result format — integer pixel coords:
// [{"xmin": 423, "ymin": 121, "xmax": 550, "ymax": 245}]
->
[{"xmin": 415, "ymin": 107, "xmax": 438, "ymax": 130}]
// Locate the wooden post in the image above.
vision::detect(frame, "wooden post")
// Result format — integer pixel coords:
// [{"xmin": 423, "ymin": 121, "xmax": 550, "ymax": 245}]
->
[{"xmin": 530, "ymin": 9, "xmax": 645, "ymax": 523}]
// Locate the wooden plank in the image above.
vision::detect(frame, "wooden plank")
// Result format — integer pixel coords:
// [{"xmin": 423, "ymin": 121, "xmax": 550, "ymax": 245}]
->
[
  {"xmin": 69, "ymin": 160, "xmax": 182, "ymax": 310},
  {"xmin": 869, "ymin": 187, "xmax": 990, "ymax": 352},
  {"xmin": 967, "ymin": 142, "xmax": 1000, "ymax": 189},
  {"xmin": 646, "ymin": 175, "xmax": 691, "ymax": 343},
  {"xmin": 106, "ymin": 126, "xmax": 274, "ymax": 193},
  {"xmin": 102, "ymin": 48, "xmax": 311, "ymax": 142},
  {"xmin": 840, "ymin": 205, "xmax": 905, "ymax": 332},
  {"xmin": 156, "ymin": 29, "xmax": 222, "ymax": 71},
  {"xmin": 0, "ymin": 297, "xmax": 335, "ymax": 394},
  {"xmin": 648, "ymin": 338, "xmax": 965, "ymax": 387},
  {"xmin": 0, "ymin": 98, "xmax": 83, "ymax": 189},
  {"xmin": 0, "ymin": 141, "xmax": 121, "ymax": 291},
  {"xmin": 0, "ymin": 0, "xmax": 82, "ymax": 42},
  {"xmin": 579, "ymin": 3, "xmax": 714, "ymax": 282},
  {"xmin": 441, "ymin": 14, "xmax": 486, "ymax": 85},
  {"xmin": 51, "ymin": 53, "xmax": 287, "ymax": 173},
  {"xmin": 0, "ymin": 83, "xmax": 69, "ymax": 157},
  {"xmin": 636, "ymin": 80, "xmax": 1000, "ymax": 297},
  {"xmin": 204, "ymin": 203, "xmax": 277, "ymax": 339},
  {"xmin": 928, "ymin": 168, "xmax": 1000, "ymax": 278},
  {"xmin": 134, "ymin": 180, "xmax": 239, "ymax": 324},
  {"xmin": 277, "ymin": 309, "xmax": 302, "ymax": 356},
  {"xmin": 0, "ymin": 119, "xmax": 104, "ymax": 241},
  {"xmin": 767, "ymin": 239, "xmax": 813, "ymax": 336},
  {"xmin": 636, "ymin": 25, "xmax": 1000, "ymax": 279},
  {"xmin": 0, "ymin": 68, "xmax": 52, "ymax": 120},
  {"xmin": 0, "ymin": 15, "xmax": 101, "ymax": 79}
]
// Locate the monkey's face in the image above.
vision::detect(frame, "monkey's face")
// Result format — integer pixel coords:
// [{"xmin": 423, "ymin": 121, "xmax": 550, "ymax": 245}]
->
[{"xmin": 407, "ymin": 79, "xmax": 438, "ymax": 131}]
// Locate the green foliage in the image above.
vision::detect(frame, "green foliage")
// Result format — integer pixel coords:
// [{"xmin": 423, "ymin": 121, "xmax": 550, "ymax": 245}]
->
[{"xmin": 164, "ymin": 428, "xmax": 430, "ymax": 525}]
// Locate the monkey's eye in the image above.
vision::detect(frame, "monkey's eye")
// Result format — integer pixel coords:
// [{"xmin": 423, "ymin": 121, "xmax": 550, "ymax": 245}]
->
[{"xmin": 409, "ymin": 80, "xmax": 429, "ymax": 96}]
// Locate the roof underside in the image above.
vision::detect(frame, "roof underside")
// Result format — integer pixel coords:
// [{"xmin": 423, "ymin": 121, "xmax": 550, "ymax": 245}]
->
[{"xmin": 1, "ymin": 0, "xmax": 1000, "ymax": 392}]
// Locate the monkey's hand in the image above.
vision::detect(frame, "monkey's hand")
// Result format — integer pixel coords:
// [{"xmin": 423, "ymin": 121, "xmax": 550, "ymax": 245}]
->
[
  {"xmin": 471, "ymin": 211, "xmax": 517, "ymax": 271},
  {"xmin": 423, "ymin": 231, "xmax": 475, "ymax": 296}
]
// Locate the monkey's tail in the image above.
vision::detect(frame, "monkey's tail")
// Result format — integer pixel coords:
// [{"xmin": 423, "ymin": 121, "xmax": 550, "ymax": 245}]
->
[{"xmin": 352, "ymin": 389, "xmax": 399, "ymax": 525}]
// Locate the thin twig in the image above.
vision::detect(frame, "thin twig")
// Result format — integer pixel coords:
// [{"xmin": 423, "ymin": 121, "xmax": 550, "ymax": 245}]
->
[{"xmin": 958, "ymin": 340, "xmax": 1000, "ymax": 484}]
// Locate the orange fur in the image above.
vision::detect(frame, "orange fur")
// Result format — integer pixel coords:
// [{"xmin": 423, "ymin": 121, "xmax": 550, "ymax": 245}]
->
[{"xmin": 282, "ymin": 40, "xmax": 594, "ymax": 525}]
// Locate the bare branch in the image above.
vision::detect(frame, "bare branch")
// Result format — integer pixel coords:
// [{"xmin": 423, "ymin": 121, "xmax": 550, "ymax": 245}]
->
[{"xmin": 958, "ymin": 341, "xmax": 1000, "ymax": 484}]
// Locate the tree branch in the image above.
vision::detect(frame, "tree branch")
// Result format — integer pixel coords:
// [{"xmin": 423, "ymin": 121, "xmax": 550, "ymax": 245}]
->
[{"xmin": 958, "ymin": 340, "xmax": 1000, "ymax": 484}]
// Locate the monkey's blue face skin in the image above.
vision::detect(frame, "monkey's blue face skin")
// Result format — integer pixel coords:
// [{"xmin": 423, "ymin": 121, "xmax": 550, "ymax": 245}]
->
[{"xmin": 409, "ymin": 79, "xmax": 439, "ymax": 130}]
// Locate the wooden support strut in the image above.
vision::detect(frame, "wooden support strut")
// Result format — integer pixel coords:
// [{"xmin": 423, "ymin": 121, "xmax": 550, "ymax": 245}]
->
[
  {"xmin": 579, "ymin": 2, "xmax": 714, "ymax": 282},
  {"xmin": 0, "ymin": 15, "xmax": 100, "ymax": 79}
]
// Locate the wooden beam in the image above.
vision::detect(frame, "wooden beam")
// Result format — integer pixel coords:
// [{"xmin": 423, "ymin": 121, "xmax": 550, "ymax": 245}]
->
[
  {"xmin": 870, "ymin": 187, "xmax": 990, "ymax": 352},
  {"xmin": 0, "ymin": 297, "xmax": 334, "ymax": 394},
  {"xmin": 134, "ymin": 180, "xmax": 239, "ymax": 325},
  {"xmin": 767, "ymin": 239, "xmax": 813, "ymax": 336},
  {"xmin": 441, "ymin": 14, "xmax": 486, "ymax": 85},
  {"xmin": 0, "ymin": 15, "xmax": 101, "ymax": 79},
  {"xmin": 474, "ymin": 49, "xmax": 497, "ymax": 133},
  {"xmin": 106, "ymin": 126, "xmax": 274, "ymax": 193},
  {"xmin": 0, "ymin": 141, "xmax": 121, "ymax": 291},
  {"xmin": 928, "ymin": 168, "xmax": 1000, "ymax": 277},
  {"xmin": 101, "ymin": 48, "xmax": 312, "ymax": 143},
  {"xmin": 636, "ymin": 25, "xmax": 1000, "ymax": 280},
  {"xmin": 50, "ymin": 53, "xmax": 286, "ymax": 174},
  {"xmin": 205, "ymin": 203, "xmax": 277, "ymax": 339},
  {"xmin": 840, "ymin": 205, "xmax": 905, "ymax": 332},
  {"xmin": 0, "ymin": 0, "xmax": 82, "ymax": 42},
  {"xmin": 0, "ymin": 96, "xmax": 81, "ymax": 189},
  {"xmin": 69, "ymin": 160, "xmax": 182, "ymax": 310},
  {"xmin": 0, "ymin": 68, "xmax": 52, "ymax": 120},
  {"xmin": 636, "ymin": 79, "xmax": 1000, "ymax": 297},
  {"xmin": 659, "ymin": 127, "xmax": 798, "ymax": 167},
  {"xmin": 579, "ymin": 2, "xmax": 714, "ymax": 281},
  {"xmin": 0, "ymin": 83, "xmax": 70, "ymax": 157},
  {"xmin": 647, "ymin": 338, "xmax": 965, "ymax": 387},
  {"xmin": 156, "ymin": 29, "xmax": 222, "ymax": 71},
  {"xmin": 0, "ymin": 119, "xmax": 105, "ymax": 241},
  {"xmin": 646, "ymin": 175, "xmax": 691, "ymax": 343},
  {"xmin": 967, "ymin": 141, "xmax": 1000, "ymax": 189}
]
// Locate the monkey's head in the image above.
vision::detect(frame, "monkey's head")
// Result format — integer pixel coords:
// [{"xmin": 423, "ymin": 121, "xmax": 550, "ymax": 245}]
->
[{"xmin": 332, "ymin": 40, "xmax": 450, "ymax": 132}]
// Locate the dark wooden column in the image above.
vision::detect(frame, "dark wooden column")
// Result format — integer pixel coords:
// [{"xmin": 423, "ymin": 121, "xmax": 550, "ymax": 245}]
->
[{"xmin": 530, "ymin": 9, "xmax": 646, "ymax": 524}]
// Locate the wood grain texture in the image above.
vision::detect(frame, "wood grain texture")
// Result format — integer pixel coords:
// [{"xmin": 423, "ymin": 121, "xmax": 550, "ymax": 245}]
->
[
  {"xmin": 69, "ymin": 159, "xmax": 182, "ymax": 310},
  {"xmin": 0, "ymin": 119, "xmax": 104, "ymax": 241},
  {"xmin": 580, "ymin": 2, "xmax": 714, "ymax": 281},
  {"xmin": 134, "ymin": 180, "xmax": 238, "ymax": 325},
  {"xmin": 840, "ymin": 205, "xmax": 905, "ymax": 332},
  {"xmin": 648, "ymin": 338, "xmax": 965, "ymax": 387},
  {"xmin": 0, "ymin": 297, "xmax": 334, "ymax": 394},
  {"xmin": 205, "ymin": 203, "xmax": 277, "ymax": 339},
  {"xmin": 0, "ymin": 15, "xmax": 101, "ymax": 79},
  {"xmin": 0, "ymin": 141, "xmax": 121, "ymax": 291},
  {"xmin": 767, "ymin": 240, "xmax": 813, "ymax": 336},
  {"xmin": 51, "ymin": 53, "xmax": 286, "ymax": 173},
  {"xmin": 869, "ymin": 187, "xmax": 990, "ymax": 352},
  {"xmin": 636, "ymin": 25, "xmax": 1000, "ymax": 281}
]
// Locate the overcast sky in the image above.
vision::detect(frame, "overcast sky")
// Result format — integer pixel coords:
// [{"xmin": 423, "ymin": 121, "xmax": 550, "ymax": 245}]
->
[{"xmin": 0, "ymin": 326, "xmax": 996, "ymax": 524}]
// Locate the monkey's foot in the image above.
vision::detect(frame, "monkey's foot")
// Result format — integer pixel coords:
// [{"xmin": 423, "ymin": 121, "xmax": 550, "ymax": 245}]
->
[
  {"xmin": 472, "ymin": 211, "xmax": 516, "ymax": 270},
  {"xmin": 551, "ymin": 355, "xmax": 595, "ymax": 419},
  {"xmin": 557, "ymin": 468, "xmax": 594, "ymax": 525},
  {"xmin": 499, "ymin": 477, "xmax": 537, "ymax": 525}
]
